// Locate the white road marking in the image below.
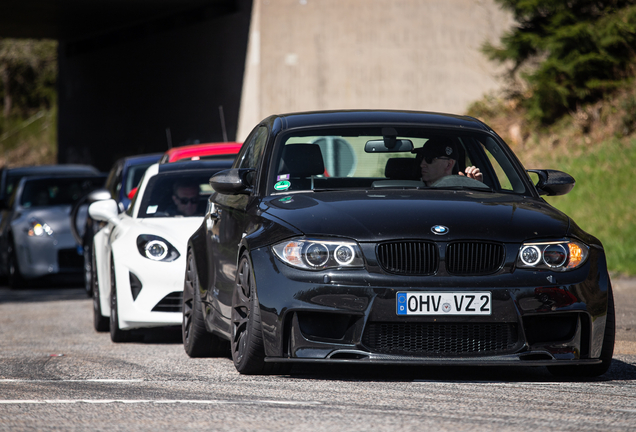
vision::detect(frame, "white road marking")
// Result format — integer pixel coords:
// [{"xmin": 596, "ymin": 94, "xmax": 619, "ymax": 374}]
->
[
  {"xmin": 0, "ymin": 399, "xmax": 321, "ymax": 406},
  {"xmin": 0, "ymin": 379, "xmax": 144, "ymax": 383}
]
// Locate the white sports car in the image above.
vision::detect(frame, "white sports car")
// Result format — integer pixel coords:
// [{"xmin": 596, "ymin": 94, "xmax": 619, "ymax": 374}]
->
[{"xmin": 89, "ymin": 160, "xmax": 232, "ymax": 342}]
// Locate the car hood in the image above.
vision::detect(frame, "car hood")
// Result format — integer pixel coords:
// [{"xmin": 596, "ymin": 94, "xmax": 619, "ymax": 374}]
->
[{"xmin": 261, "ymin": 190, "xmax": 571, "ymax": 243}]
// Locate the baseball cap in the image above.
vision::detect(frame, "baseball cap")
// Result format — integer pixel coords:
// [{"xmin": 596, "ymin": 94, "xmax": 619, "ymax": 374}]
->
[{"xmin": 413, "ymin": 138, "xmax": 458, "ymax": 161}]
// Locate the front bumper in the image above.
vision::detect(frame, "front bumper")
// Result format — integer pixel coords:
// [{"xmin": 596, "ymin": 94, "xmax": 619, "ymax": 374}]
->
[
  {"xmin": 112, "ymin": 250, "xmax": 185, "ymax": 330},
  {"xmin": 251, "ymin": 245, "xmax": 610, "ymax": 366},
  {"xmin": 15, "ymin": 232, "xmax": 82, "ymax": 279}
]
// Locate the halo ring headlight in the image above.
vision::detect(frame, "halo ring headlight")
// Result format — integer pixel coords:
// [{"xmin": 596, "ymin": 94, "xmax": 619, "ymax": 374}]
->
[
  {"xmin": 517, "ymin": 239, "xmax": 589, "ymax": 272},
  {"xmin": 543, "ymin": 244, "xmax": 568, "ymax": 268},
  {"xmin": 305, "ymin": 243, "xmax": 329, "ymax": 267},
  {"xmin": 272, "ymin": 237, "xmax": 364, "ymax": 271},
  {"xmin": 520, "ymin": 245, "xmax": 541, "ymax": 266},
  {"xmin": 145, "ymin": 240, "xmax": 168, "ymax": 261},
  {"xmin": 334, "ymin": 244, "xmax": 355, "ymax": 265}
]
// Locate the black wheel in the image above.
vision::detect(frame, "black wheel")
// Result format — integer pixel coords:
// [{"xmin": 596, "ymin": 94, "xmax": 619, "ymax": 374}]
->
[
  {"xmin": 92, "ymin": 251, "xmax": 109, "ymax": 332},
  {"xmin": 84, "ymin": 245, "xmax": 93, "ymax": 297},
  {"xmin": 231, "ymin": 252, "xmax": 290, "ymax": 375},
  {"xmin": 7, "ymin": 240, "xmax": 26, "ymax": 289},
  {"xmin": 548, "ymin": 284, "xmax": 615, "ymax": 377},
  {"xmin": 109, "ymin": 258, "xmax": 133, "ymax": 342},
  {"xmin": 182, "ymin": 249, "xmax": 228, "ymax": 357}
]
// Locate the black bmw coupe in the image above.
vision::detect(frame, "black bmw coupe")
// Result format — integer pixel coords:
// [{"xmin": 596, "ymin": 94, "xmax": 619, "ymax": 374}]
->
[{"xmin": 182, "ymin": 110, "xmax": 614, "ymax": 376}]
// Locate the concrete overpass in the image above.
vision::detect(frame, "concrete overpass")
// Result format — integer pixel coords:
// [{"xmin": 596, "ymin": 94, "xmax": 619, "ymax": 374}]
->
[{"xmin": 0, "ymin": 0, "xmax": 252, "ymax": 171}]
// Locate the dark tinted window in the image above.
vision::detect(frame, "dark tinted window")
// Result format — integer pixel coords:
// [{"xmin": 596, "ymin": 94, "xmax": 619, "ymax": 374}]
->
[
  {"xmin": 20, "ymin": 177, "xmax": 104, "ymax": 208},
  {"xmin": 137, "ymin": 171, "xmax": 214, "ymax": 218}
]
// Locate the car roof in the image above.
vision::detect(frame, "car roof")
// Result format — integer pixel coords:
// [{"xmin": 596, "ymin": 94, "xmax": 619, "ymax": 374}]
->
[
  {"xmin": 157, "ymin": 159, "xmax": 234, "ymax": 173},
  {"xmin": 161, "ymin": 142, "xmax": 242, "ymax": 163},
  {"xmin": 265, "ymin": 110, "xmax": 492, "ymax": 132},
  {"xmin": 119, "ymin": 153, "xmax": 163, "ymax": 168},
  {"xmin": 19, "ymin": 173, "xmax": 106, "ymax": 184},
  {"xmin": 4, "ymin": 164, "xmax": 101, "ymax": 175}
]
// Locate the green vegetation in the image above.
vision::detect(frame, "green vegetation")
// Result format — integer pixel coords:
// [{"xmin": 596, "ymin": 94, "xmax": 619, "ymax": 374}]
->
[
  {"xmin": 543, "ymin": 138, "xmax": 636, "ymax": 276},
  {"xmin": 471, "ymin": 0, "xmax": 636, "ymax": 276},
  {"xmin": 484, "ymin": 0, "xmax": 636, "ymax": 125},
  {"xmin": 0, "ymin": 38, "xmax": 57, "ymax": 167},
  {"xmin": 469, "ymin": 71, "xmax": 636, "ymax": 277}
]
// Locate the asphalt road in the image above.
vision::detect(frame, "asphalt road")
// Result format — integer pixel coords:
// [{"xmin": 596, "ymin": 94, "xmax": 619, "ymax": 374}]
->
[{"xmin": 1, "ymin": 278, "xmax": 636, "ymax": 431}]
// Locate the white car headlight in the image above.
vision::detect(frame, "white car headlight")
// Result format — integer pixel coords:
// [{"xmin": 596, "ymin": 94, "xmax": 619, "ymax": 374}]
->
[
  {"xmin": 27, "ymin": 218, "xmax": 53, "ymax": 237},
  {"xmin": 136, "ymin": 235, "xmax": 180, "ymax": 262},
  {"xmin": 272, "ymin": 238, "xmax": 364, "ymax": 270},
  {"xmin": 517, "ymin": 239, "xmax": 589, "ymax": 271}
]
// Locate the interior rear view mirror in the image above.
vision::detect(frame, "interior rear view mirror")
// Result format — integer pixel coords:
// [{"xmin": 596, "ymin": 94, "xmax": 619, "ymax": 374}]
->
[{"xmin": 365, "ymin": 139, "xmax": 414, "ymax": 153}]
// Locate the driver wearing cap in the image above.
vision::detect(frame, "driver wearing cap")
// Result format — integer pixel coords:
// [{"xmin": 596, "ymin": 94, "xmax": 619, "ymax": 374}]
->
[{"xmin": 415, "ymin": 138, "xmax": 483, "ymax": 186}]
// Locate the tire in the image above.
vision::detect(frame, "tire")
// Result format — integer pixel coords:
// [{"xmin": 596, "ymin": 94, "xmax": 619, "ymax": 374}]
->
[
  {"xmin": 84, "ymin": 245, "xmax": 93, "ymax": 297},
  {"xmin": 548, "ymin": 283, "xmax": 615, "ymax": 377},
  {"xmin": 182, "ymin": 249, "xmax": 228, "ymax": 357},
  {"xmin": 109, "ymin": 257, "xmax": 133, "ymax": 342},
  {"xmin": 7, "ymin": 240, "xmax": 26, "ymax": 289},
  {"xmin": 230, "ymin": 252, "xmax": 290, "ymax": 375},
  {"xmin": 92, "ymin": 251, "xmax": 109, "ymax": 332}
]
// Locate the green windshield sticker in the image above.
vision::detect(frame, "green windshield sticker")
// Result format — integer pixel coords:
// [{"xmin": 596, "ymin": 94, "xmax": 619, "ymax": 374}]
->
[{"xmin": 274, "ymin": 181, "xmax": 291, "ymax": 191}]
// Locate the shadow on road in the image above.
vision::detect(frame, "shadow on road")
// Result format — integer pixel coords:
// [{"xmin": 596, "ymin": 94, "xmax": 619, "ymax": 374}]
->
[
  {"xmin": 286, "ymin": 358, "xmax": 636, "ymax": 383},
  {"xmin": 0, "ymin": 285, "xmax": 87, "ymax": 303}
]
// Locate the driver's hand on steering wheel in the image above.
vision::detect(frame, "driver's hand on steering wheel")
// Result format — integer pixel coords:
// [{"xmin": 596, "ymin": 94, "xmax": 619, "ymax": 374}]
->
[{"xmin": 459, "ymin": 166, "xmax": 483, "ymax": 182}]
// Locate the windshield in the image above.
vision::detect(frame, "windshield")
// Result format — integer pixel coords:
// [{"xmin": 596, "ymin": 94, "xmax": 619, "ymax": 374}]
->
[
  {"xmin": 269, "ymin": 127, "xmax": 529, "ymax": 195},
  {"xmin": 137, "ymin": 171, "xmax": 213, "ymax": 218},
  {"xmin": 20, "ymin": 177, "xmax": 104, "ymax": 208}
]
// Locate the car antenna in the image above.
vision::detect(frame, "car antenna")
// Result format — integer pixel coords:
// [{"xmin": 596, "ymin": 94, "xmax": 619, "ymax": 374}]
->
[
  {"xmin": 165, "ymin": 127, "xmax": 173, "ymax": 149},
  {"xmin": 219, "ymin": 105, "xmax": 228, "ymax": 142}
]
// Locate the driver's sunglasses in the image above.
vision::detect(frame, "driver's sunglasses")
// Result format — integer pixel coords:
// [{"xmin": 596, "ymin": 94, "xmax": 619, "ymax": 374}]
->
[
  {"xmin": 176, "ymin": 196, "xmax": 198, "ymax": 205},
  {"xmin": 423, "ymin": 156, "xmax": 452, "ymax": 164}
]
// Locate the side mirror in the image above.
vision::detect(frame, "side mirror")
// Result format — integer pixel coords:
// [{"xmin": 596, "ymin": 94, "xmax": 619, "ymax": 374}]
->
[
  {"xmin": 527, "ymin": 169, "xmax": 575, "ymax": 196},
  {"xmin": 209, "ymin": 169, "xmax": 254, "ymax": 195},
  {"xmin": 70, "ymin": 188, "xmax": 113, "ymax": 244},
  {"xmin": 85, "ymin": 187, "xmax": 112, "ymax": 204},
  {"xmin": 89, "ymin": 199, "xmax": 121, "ymax": 226}
]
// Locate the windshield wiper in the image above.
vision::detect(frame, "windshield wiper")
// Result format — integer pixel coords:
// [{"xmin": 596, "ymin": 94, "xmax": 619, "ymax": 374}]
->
[{"xmin": 432, "ymin": 185, "xmax": 494, "ymax": 192}]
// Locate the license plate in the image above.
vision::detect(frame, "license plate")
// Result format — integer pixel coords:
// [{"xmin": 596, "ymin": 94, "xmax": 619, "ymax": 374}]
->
[{"xmin": 397, "ymin": 292, "xmax": 491, "ymax": 315}]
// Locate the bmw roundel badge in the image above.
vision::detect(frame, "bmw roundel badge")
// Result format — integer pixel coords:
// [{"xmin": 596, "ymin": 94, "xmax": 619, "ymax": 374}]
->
[{"xmin": 431, "ymin": 225, "xmax": 449, "ymax": 235}]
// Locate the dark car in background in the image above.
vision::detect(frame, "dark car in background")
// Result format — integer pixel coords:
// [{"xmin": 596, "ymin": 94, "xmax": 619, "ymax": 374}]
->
[
  {"xmin": 182, "ymin": 110, "xmax": 614, "ymax": 377},
  {"xmin": 105, "ymin": 153, "xmax": 163, "ymax": 212},
  {"xmin": 0, "ymin": 173, "xmax": 106, "ymax": 287}
]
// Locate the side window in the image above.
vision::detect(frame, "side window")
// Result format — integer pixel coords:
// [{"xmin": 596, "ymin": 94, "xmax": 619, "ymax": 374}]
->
[
  {"xmin": 238, "ymin": 126, "xmax": 268, "ymax": 170},
  {"xmin": 106, "ymin": 163, "xmax": 123, "ymax": 199},
  {"xmin": 480, "ymin": 138, "xmax": 526, "ymax": 193}
]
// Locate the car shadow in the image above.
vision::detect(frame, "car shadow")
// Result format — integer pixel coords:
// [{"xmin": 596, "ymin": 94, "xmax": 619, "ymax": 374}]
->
[
  {"xmin": 0, "ymin": 285, "xmax": 87, "ymax": 303},
  {"xmin": 285, "ymin": 358, "xmax": 636, "ymax": 383}
]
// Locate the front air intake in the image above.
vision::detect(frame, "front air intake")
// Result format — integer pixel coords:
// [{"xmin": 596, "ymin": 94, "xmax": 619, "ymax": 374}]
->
[
  {"xmin": 362, "ymin": 322, "xmax": 519, "ymax": 356},
  {"xmin": 151, "ymin": 292, "xmax": 183, "ymax": 312}
]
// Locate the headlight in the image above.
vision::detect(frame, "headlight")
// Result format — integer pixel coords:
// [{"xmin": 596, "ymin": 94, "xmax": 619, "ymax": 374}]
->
[
  {"xmin": 272, "ymin": 238, "xmax": 364, "ymax": 270},
  {"xmin": 517, "ymin": 239, "xmax": 589, "ymax": 271},
  {"xmin": 136, "ymin": 235, "xmax": 180, "ymax": 262},
  {"xmin": 27, "ymin": 218, "xmax": 53, "ymax": 237}
]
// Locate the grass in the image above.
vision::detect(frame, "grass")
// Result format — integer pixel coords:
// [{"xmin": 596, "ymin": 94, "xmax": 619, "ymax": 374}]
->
[
  {"xmin": 541, "ymin": 138, "xmax": 636, "ymax": 276},
  {"xmin": 0, "ymin": 107, "xmax": 57, "ymax": 167}
]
